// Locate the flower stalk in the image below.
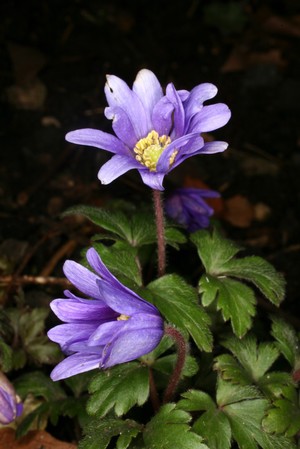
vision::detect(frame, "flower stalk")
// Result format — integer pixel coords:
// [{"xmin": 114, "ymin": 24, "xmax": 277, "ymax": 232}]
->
[
  {"xmin": 163, "ymin": 326, "xmax": 187, "ymax": 404},
  {"xmin": 153, "ymin": 189, "xmax": 166, "ymax": 277}
]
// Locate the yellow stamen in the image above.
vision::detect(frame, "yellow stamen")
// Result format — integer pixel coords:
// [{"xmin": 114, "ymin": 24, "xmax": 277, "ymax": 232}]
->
[
  {"xmin": 117, "ymin": 314, "xmax": 130, "ymax": 321},
  {"xmin": 134, "ymin": 130, "xmax": 177, "ymax": 171}
]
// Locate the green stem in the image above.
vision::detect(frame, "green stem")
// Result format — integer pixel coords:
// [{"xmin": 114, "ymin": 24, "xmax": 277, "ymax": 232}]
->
[
  {"xmin": 163, "ymin": 326, "xmax": 187, "ymax": 403},
  {"xmin": 152, "ymin": 189, "xmax": 166, "ymax": 277}
]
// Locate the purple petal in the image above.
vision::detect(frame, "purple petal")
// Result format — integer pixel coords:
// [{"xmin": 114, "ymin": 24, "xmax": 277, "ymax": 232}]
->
[
  {"xmin": 184, "ymin": 83, "xmax": 218, "ymax": 131},
  {"xmin": 105, "ymin": 75, "xmax": 149, "ymax": 139},
  {"xmin": 16, "ymin": 403, "xmax": 23, "ymax": 418},
  {"xmin": 48, "ymin": 323, "xmax": 99, "ymax": 345},
  {"xmin": 65, "ymin": 129, "xmax": 129, "ymax": 155},
  {"xmin": 152, "ymin": 96, "xmax": 174, "ymax": 136},
  {"xmin": 189, "ymin": 103, "xmax": 231, "ymax": 133},
  {"xmin": 197, "ymin": 141, "xmax": 229, "ymax": 154},
  {"xmin": 105, "ymin": 106, "xmax": 137, "ymax": 148},
  {"xmin": 102, "ymin": 325, "xmax": 164, "ymax": 368},
  {"xmin": 139, "ymin": 170, "xmax": 165, "ymax": 191},
  {"xmin": 98, "ymin": 154, "xmax": 142, "ymax": 185},
  {"xmin": 96, "ymin": 279, "xmax": 158, "ymax": 316},
  {"xmin": 88, "ymin": 320, "xmax": 126, "ymax": 346},
  {"xmin": 156, "ymin": 132, "xmax": 200, "ymax": 173},
  {"xmin": 50, "ymin": 298, "xmax": 117, "ymax": 323},
  {"xmin": 50, "ymin": 353, "xmax": 101, "ymax": 381},
  {"xmin": 133, "ymin": 69, "xmax": 163, "ymax": 129},
  {"xmin": 63, "ymin": 260, "xmax": 101, "ymax": 299},
  {"xmin": 166, "ymin": 83, "xmax": 185, "ymax": 138}
]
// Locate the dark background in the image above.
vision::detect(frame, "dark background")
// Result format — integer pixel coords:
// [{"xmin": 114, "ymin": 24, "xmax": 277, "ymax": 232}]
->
[{"xmin": 1, "ymin": 0, "xmax": 300, "ymax": 320}]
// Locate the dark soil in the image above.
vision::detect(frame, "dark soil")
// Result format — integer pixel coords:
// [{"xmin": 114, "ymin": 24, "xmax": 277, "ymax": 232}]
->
[{"xmin": 1, "ymin": 0, "xmax": 300, "ymax": 318}]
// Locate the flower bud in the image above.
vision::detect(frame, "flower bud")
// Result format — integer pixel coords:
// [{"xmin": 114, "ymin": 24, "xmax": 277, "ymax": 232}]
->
[{"xmin": 0, "ymin": 372, "xmax": 23, "ymax": 425}]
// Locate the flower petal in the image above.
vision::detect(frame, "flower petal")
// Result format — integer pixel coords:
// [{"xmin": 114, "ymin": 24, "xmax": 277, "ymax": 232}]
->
[
  {"xmin": 105, "ymin": 74, "xmax": 149, "ymax": 139},
  {"xmin": 50, "ymin": 298, "xmax": 117, "ymax": 323},
  {"xmin": 156, "ymin": 132, "xmax": 200, "ymax": 173},
  {"xmin": 102, "ymin": 325, "xmax": 164, "ymax": 368},
  {"xmin": 63, "ymin": 260, "xmax": 102, "ymax": 298},
  {"xmin": 50, "ymin": 353, "xmax": 101, "ymax": 381},
  {"xmin": 48, "ymin": 323, "xmax": 99, "ymax": 346},
  {"xmin": 88, "ymin": 320, "xmax": 126, "ymax": 346},
  {"xmin": 166, "ymin": 83, "xmax": 185, "ymax": 138},
  {"xmin": 98, "ymin": 154, "xmax": 142, "ymax": 185},
  {"xmin": 138, "ymin": 170, "xmax": 165, "ymax": 191},
  {"xmin": 133, "ymin": 69, "xmax": 163, "ymax": 129},
  {"xmin": 184, "ymin": 83, "xmax": 218, "ymax": 131},
  {"xmin": 96, "ymin": 279, "xmax": 158, "ymax": 315},
  {"xmin": 105, "ymin": 106, "xmax": 137, "ymax": 148},
  {"xmin": 65, "ymin": 129, "xmax": 129, "ymax": 155},
  {"xmin": 197, "ymin": 141, "xmax": 229, "ymax": 154},
  {"xmin": 189, "ymin": 103, "xmax": 231, "ymax": 132},
  {"xmin": 152, "ymin": 96, "xmax": 174, "ymax": 136}
]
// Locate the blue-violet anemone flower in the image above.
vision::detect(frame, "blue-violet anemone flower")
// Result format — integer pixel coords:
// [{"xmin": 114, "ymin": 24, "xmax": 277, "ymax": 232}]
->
[
  {"xmin": 48, "ymin": 248, "xmax": 164, "ymax": 381},
  {"xmin": 165, "ymin": 187, "xmax": 220, "ymax": 232},
  {"xmin": 66, "ymin": 69, "xmax": 231, "ymax": 190},
  {"xmin": 0, "ymin": 372, "xmax": 23, "ymax": 425}
]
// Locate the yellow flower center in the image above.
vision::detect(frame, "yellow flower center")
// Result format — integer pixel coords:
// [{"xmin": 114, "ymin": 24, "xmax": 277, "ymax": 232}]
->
[
  {"xmin": 134, "ymin": 130, "xmax": 177, "ymax": 171},
  {"xmin": 117, "ymin": 314, "xmax": 130, "ymax": 321}
]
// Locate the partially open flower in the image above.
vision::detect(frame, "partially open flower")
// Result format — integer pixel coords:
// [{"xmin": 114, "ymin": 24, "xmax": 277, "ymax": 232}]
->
[
  {"xmin": 48, "ymin": 248, "xmax": 164, "ymax": 381},
  {"xmin": 0, "ymin": 372, "xmax": 23, "ymax": 425},
  {"xmin": 66, "ymin": 69, "xmax": 231, "ymax": 190},
  {"xmin": 165, "ymin": 187, "xmax": 220, "ymax": 231}
]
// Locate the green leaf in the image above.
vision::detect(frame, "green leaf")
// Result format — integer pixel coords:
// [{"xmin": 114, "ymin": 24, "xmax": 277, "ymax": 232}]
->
[
  {"xmin": 79, "ymin": 417, "xmax": 142, "ymax": 449},
  {"xmin": 191, "ymin": 229, "xmax": 241, "ymax": 273},
  {"xmin": 0, "ymin": 338, "xmax": 13, "ymax": 372},
  {"xmin": 147, "ymin": 274, "xmax": 212, "ymax": 352},
  {"xmin": 16, "ymin": 402, "xmax": 50, "ymax": 438},
  {"xmin": 221, "ymin": 256, "xmax": 285, "ymax": 306},
  {"xmin": 14, "ymin": 371, "xmax": 66, "ymax": 402},
  {"xmin": 153, "ymin": 354, "xmax": 199, "ymax": 378},
  {"xmin": 63, "ymin": 205, "xmax": 132, "ymax": 241},
  {"xmin": 192, "ymin": 229, "xmax": 285, "ymax": 312},
  {"xmin": 93, "ymin": 242, "xmax": 142, "ymax": 286},
  {"xmin": 164, "ymin": 226, "xmax": 187, "ymax": 249},
  {"xmin": 271, "ymin": 316, "xmax": 300, "ymax": 368},
  {"xmin": 178, "ymin": 389, "xmax": 216, "ymax": 412},
  {"xmin": 214, "ymin": 354, "xmax": 251, "ymax": 385},
  {"xmin": 200, "ymin": 275, "xmax": 256, "ymax": 337},
  {"xmin": 193, "ymin": 409, "xmax": 232, "ymax": 449},
  {"xmin": 263, "ymin": 390, "xmax": 300, "ymax": 437},
  {"xmin": 143, "ymin": 404, "xmax": 209, "ymax": 449},
  {"xmin": 87, "ymin": 362, "xmax": 149, "ymax": 418},
  {"xmin": 222, "ymin": 335, "xmax": 280, "ymax": 381}
]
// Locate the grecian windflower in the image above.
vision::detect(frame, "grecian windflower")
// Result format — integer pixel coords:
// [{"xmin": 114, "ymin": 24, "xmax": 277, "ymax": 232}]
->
[
  {"xmin": 66, "ymin": 69, "xmax": 231, "ymax": 190},
  {"xmin": 0, "ymin": 372, "xmax": 23, "ymax": 425},
  {"xmin": 165, "ymin": 187, "xmax": 220, "ymax": 232},
  {"xmin": 48, "ymin": 248, "xmax": 164, "ymax": 381}
]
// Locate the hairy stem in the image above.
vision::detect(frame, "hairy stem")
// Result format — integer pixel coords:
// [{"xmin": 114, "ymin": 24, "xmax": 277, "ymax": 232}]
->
[
  {"xmin": 163, "ymin": 326, "xmax": 187, "ymax": 404},
  {"xmin": 152, "ymin": 189, "xmax": 166, "ymax": 277}
]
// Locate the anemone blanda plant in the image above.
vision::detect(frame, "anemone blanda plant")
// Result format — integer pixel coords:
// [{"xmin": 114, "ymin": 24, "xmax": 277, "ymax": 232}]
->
[
  {"xmin": 47, "ymin": 248, "xmax": 164, "ymax": 381},
  {"xmin": 65, "ymin": 69, "xmax": 231, "ymax": 190},
  {"xmin": 165, "ymin": 187, "xmax": 220, "ymax": 232},
  {"xmin": 0, "ymin": 372, "xmax": 23, "ymax": 425}
]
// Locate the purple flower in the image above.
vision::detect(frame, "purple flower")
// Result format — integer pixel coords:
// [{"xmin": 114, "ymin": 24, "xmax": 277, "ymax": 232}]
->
[
  {"xmin": 48, "ymin": 248, "xmax": 164, "ymax": 381},
  {"xmin": 0, "ymin": 372, "xmax": 23, "ymax": 425},
  {"xmin": 66, "ymin": 69, "xmax": 231, "ymax": 190},
  {"xmin": 165, "ymin": 187, "xmax": 220, "ymax": 232}
]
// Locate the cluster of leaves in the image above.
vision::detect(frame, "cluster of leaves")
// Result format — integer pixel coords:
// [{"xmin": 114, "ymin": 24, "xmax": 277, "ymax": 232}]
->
[{"xmin": 4, "ymin": 203, "xmax": 299, "ymax": 448}]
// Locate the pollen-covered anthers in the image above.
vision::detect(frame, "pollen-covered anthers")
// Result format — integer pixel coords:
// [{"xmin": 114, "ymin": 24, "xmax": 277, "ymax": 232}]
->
[
  {"xmin": 134, "ymin": 130, "xmax": 172, "ymax": 171},
  {"xmin": 117, "ymin": 314, "xmax": 130, "ymax": 321}
]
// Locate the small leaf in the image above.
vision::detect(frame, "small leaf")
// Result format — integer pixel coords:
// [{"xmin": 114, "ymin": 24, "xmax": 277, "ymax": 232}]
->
[
  {"xmin": 147, "ymin": 274, "xmax": 212, "ymax": 352},
  {"xmin": 0, "ymin": 338, "xmax": 13, "ymax": 372},
  {"xmin": 200, "ymin": 275, "xmax": 256, "ymax": 337},
  {"xmin": 93, "ymin": 242, "xmax": 142, "ymax": 286},
  {"xmin": 87, "ymin": 362, "xmax": 149, "ymax": 418},
  {"xmin": 79, "ymin": 417, "xmax": 142, "ymax": 449},
  {"xmin": 271, "ymin": 316, "xmax": 300, "ymax": 368},
  {"xmin": 143, "ymin": 403, "xmax": 209, "ymax": 449},
  {"xmin": 191, "ymin": 229, "xmax": 241, "ymax": 274},
  {"xmin": 214, "ymin": 354, "xmax": 251, "ymax": 385},
  {"xmin": 14, "ymin": 371, "xmax": 66, "ymax": 402},
  {"xmin": 193, "ymin": 409, "xmax": 232, "ymax": 449},
  {"xmin": 263, "ymin": 393, "xmax": 300, "ymax": 437},
  {"xmin": 177, "ymin": 389, "xmax": 216, "ymax": 412},
  {"xmin": 63, "ymin": 205, "xmax": 131, "ymax": 241}
]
